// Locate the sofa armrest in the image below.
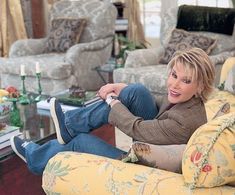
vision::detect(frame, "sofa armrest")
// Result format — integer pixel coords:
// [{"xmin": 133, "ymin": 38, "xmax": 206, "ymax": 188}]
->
[
  {"xmin": 42, "ymin": 152, "xmax": 235, "ymax": 194},
  {"xmin": 124, "ymin": 46, "xmax": 165, "ymax": 68},
  {"xmin": 9, "ymin": 38, "xmax": 48, "ymax": 57}
]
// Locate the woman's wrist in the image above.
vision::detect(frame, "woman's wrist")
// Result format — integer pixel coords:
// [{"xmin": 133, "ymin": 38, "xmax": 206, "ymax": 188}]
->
[
  {"xmin": 105, "ymin": 95, "xmax": 119, "ymax": 107},
  {"xmin": 109, "ymin": 99, "xmax": 120, "ymax": 107}
]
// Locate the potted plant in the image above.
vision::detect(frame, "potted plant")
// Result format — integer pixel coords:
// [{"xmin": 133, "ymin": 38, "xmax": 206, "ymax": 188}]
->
[{"xmin": 115, "ymin": 35, "xmax": 147, "ymax": 67}]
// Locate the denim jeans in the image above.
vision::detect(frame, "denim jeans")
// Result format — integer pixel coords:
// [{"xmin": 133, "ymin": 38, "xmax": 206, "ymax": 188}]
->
[{"xmin": 25, "ymin": 83, "xmax": 159, "ymax": 175}]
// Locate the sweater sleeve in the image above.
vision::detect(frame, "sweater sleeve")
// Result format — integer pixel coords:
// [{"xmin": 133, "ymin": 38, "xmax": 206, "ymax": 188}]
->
[{"xmin": 108, "ymin": 102, "xmax": 191, "ymax": 145}]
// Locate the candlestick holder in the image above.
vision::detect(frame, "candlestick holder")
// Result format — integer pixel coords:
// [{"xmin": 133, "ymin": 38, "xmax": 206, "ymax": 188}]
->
[
  {"xmin": 19, "ymin": 75, "xmax": 30, "ymax": 105},
  {"xmin": 34, "ymin": 72, "xmax": 42, "ymax": 102}
]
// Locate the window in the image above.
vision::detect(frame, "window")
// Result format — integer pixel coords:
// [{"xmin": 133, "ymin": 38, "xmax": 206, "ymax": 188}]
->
[{"xmin": 138, "ymin": 0, "xmax": 161, "ymax": 38}]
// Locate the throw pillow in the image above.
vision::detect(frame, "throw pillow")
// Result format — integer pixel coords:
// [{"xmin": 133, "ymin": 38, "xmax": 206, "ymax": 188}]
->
[
  {"xmin": 182, "ymin": 112, "xmax": 235, "ymax": 189},
  {"xmin": 159, "ymin": 29, "xmax": 217, "ymax": 64},
  {"xmin": 45, "ymin": 18, "xmax": 86, "ymax": 53},
  {"xmin": 224, "ymin": 65, "xmax": 235, "ymax": 94},
  {"xmin": 122, "ymin": 141, "xmax": 186, "ymax": 173}
]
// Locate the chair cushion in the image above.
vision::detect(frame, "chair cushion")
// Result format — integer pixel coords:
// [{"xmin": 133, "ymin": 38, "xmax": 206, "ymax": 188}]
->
[
  {"xmin": 182, "ymin": 112, "xmax": 235, "ymax": 189},
  {"xmin": 45, "ymin": 18, "xmax": 86, "ymax": 52},
  {"xmin": 159, "ymin": 28, "xmax": 217, "ymax": 64}
]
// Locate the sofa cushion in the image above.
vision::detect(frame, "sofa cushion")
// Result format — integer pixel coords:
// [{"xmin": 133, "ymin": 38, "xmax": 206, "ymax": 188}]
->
[
  {"xmin": 205, "ymin": 90, "xmax": 235, "ymax": 120},
  {"xmin": 159, "ymin": 29, "xmax": 217, "ymax": 64},
  {"xmin": 42, "ymin": 152, "xmax": 235, "ymax": 194},
  {"xmin": 182, "ymin": 112, "xmax": 235, "ymax": 189},
  {"xmin": 113, "ymin": 65, "xmax": 168, "ymax": 95},
  {"xmin": 45, "ymin": 18, "xmax": 86, "ymax": 52},
  {"xmin": 122, "ymin": 141, "xmax": 186, "ymax": 173},
  {"xmin": 224, "ymin": 65, "xmax": 235, "ymax": 94},
  {"xmin": 0, "ymin": 53, "xmax": 72, "ymax": 80}
]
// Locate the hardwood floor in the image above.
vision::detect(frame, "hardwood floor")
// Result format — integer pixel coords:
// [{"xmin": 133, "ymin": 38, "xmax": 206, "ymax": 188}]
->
[{"xmin": 0, "ymin": 124, "xmax": 115, "ymax": 194}]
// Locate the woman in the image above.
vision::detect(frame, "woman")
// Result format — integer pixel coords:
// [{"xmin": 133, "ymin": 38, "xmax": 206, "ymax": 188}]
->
[{"xmin": 10, "ymin": 48, "xmax": 215, "ymax": 175}]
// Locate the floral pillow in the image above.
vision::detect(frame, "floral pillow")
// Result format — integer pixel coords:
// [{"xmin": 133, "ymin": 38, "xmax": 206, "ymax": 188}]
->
[
  {"xmin": 159, "ymin": 28, "xmax": 217, "ymax": 64},
  {"xmin": 45, "ymin": 18, "xmax": 86, "ymax": 53},
  {"xmin": 182, "ymin": 112, "xmax": 235, "ymax": 189},
  {"xmin": 122, "ymin": 141, "xmax": 186, "ymax": 173}
]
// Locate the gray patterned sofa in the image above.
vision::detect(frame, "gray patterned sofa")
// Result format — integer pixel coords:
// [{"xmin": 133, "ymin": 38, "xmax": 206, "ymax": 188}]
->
[
  {"xmin": 114, "ymin": 6, "xmax": 235, "ymax": 96},
  {"xmin": 0, "ymin": 0, "xmax": 117, "ymax": 95}
]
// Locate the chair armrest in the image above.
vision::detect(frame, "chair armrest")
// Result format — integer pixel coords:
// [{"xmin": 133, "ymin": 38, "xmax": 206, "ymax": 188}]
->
[
  {"xmin": 124, "ymin": 46, "xmax": 165, "ymax": 68},
  {"xmin": 209, "ymin": 50, "xmax": 235, "ymax": 66},
  {"xmin": 65, "ymin": 37, "xmax": 113, "ymax": 61},
  {"xmin": 9, "ymin": 38, "xmax": 48, "ymax": 57},
  {"xmin": 65, "ymin": 37, "xmax": 114, "ymax": 90}
]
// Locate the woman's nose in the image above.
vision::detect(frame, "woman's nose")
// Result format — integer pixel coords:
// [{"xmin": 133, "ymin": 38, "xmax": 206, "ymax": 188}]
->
[{"xmin": 172, "ymin": 79, "xmax": 180, "ymax": 88}]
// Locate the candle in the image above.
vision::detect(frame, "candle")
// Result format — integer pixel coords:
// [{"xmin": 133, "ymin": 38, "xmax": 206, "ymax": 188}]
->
[
  {"xmin": 36, "ymin": 62, "xmax": 41, "ymax": 74},
  {"xmin": 20, "ymin": 64, "xmax": 26, "ymax": 76}
]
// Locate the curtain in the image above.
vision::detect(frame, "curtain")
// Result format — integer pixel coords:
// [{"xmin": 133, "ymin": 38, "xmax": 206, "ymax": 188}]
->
[
  {"xmin": 0, "ymin": 0, "xmax": 27, "ymax": 57},
  {"xmin": 124, "ymin": 0, "xmax": 146, "ymax": 46},
  {"xmin": 232, "ymin": 0, "xmax": 235, "ymax": 7}
]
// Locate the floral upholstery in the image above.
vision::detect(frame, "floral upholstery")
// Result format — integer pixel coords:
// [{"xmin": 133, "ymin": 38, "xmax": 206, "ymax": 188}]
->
[
  {"xmin": 183, "ymin": 112, "xmax": 235, "ymax": 188},
  {"xmin": 114, "ymin": 6, "xmax": 235, "ymax": 94},
  {"xmin": 0, "ymin": 0, "xmax": 117, "ymax": 95},
  {"xmin": 42, "ymin": 152, "xmax": 235, "ymax": 194}
]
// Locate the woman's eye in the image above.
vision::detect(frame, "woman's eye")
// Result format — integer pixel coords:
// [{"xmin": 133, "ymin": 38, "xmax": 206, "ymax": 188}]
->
[
  {"xmin": 183, "ymin": 79, "xmax": 191, "ymax": 84},
  {"xmin": 171, "ymin": 72, "xmax": 177, "ymax": 78}
]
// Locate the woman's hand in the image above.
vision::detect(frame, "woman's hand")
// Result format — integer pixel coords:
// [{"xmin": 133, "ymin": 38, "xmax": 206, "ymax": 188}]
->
[
  {"xmin": 106, "ymin": 92, "xmax": 120, "ymax": 107},
  {"xmin": 97, "ymin": 83, "xmax": 127, "ymax": 99}
]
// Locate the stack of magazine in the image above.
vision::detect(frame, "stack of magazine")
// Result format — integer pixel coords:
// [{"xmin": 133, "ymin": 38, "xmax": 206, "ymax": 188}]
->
[
  {"xmin": 37, "ymin": 90, "xmax": 103, "ymax": 113},
  {"xmin": 0, "ymin": 125, "xmax": 22, "ymax": 149}
]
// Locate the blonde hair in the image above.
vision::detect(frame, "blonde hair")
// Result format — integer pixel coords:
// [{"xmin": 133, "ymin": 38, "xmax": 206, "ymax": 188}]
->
[{"xmin": 167, "ymin": 48, "xmax": 215, "ymax": 102}]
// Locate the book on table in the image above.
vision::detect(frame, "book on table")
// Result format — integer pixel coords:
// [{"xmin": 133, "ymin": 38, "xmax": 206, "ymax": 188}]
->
[
  {"xmin": 37, "ymin": 90, "xmax": 102, "ymax": 112},
  {"xmin": 0, "ymin": 125, "xmax": 22, "ymax": 149}
]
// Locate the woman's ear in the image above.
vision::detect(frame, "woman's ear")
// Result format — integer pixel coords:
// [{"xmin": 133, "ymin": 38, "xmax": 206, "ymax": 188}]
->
[{"xmin": 196, "ymin": 83, "xmax": 204, "ymax": 96}]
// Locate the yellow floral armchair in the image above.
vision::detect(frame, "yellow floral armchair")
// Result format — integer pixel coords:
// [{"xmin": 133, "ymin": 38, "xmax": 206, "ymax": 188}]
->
[{"xmin": 42, "ymin": 59, "xmax": 235, "ymax": 194}]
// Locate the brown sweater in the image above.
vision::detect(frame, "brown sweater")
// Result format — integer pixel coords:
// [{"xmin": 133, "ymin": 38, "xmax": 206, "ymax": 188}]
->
[{"xmin": 108, "ymin": 96, "xmax": 206, "ymax": 145}]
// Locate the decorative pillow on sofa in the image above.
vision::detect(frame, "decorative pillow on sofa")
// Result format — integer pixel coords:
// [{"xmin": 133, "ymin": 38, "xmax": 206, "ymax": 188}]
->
[
  {"xmin": 224, "ymin": 65, "xmax": 235, "ymax": 94},
  {"xmin": 45, "ymin": 18, "xmax": 86, "ymax": 52},
  {"xmin": 122, "ymin": 141, "xmax": 186, "ymax": 173},
  {"xmin": 159, "ymin": 29, "xmax": 217, "ymax": 64},
  {"xmin": 182, "ymin": 112, "xmax": 235, "ymax": 189}
]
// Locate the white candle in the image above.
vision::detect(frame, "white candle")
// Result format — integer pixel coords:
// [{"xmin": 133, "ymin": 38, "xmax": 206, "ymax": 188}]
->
[
  {"xmin": 36, "ymin": 62, "xmax": 41, "ymax": 74},
  {"xmin": 20, "ymin": 64, "xmax": 26, "ymax": 76}
]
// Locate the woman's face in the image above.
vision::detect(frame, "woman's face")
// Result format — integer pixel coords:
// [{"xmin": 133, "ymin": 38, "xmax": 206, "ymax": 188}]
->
[{"xmin": 167, "ymin": 62, "xmax": 199, "ymax": 104}]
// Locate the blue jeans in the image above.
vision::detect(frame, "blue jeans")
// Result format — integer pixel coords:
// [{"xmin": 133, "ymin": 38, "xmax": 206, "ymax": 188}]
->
[{"xmin": 25, "ymin": 84, "xmax": 159, "ymax": 175}]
